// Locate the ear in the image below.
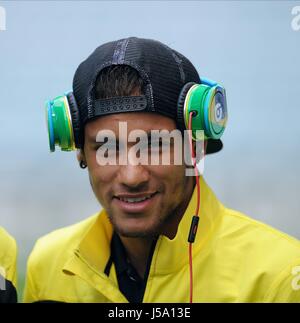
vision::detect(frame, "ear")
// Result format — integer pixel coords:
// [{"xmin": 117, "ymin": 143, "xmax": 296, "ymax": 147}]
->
[
  {"xmin": 76, "ymin": 149, "xmax": 85, "ymax": 163},
  {"xmin": 76, "ymin": 149, "xmax": 87, "ymax": 169}
]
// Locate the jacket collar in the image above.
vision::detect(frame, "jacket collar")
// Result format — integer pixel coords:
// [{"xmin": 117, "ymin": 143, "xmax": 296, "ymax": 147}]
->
[{"xmin": 62, "ymin": 176, "xmax": 224, "ymax": 299}]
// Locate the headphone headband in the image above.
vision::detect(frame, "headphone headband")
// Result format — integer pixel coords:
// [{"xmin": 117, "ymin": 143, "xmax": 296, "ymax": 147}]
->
[{"xmin": 45, "ymin": 77, "xmax": 227, "ymax": 152}]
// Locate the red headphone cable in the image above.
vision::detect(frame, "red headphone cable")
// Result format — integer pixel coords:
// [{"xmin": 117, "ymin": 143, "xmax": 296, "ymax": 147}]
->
[{"xmin": 187, "ymin": 111, "xmax": 204, "ymax": 303}]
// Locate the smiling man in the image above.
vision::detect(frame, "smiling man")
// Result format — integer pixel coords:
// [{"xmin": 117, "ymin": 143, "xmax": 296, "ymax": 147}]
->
[{"xmin": 24, "ymin": 37, "xmax": 300, "ymax": 303}]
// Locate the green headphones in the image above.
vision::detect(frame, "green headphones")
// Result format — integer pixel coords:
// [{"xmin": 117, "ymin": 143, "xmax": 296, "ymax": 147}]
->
[
  {"xmin": 46, "ymin": 92, "xmax": 81, "ymax": 152},
  {"xmin": 177, "ymin": 77, "xmax": 227, "ymax": 141},
  {"xmin": 45, "ymin": 77, "xmax": 227, "ymax": 152}
]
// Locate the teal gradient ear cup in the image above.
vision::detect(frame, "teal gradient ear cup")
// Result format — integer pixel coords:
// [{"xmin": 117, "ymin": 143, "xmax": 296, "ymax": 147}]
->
[
  {"xmin": 177, "ymin": 78, "xmax": 227, "ymax": 141},
  {"xmin": 45, "ymin": 92, "xmax": 81, "ymax": 152}
]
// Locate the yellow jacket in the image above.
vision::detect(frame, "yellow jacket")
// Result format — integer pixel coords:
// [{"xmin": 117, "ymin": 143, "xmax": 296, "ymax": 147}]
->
[
  {"xmin": 24, "ymin": 178, "xmax": 300, "ymax": 302},
  {"xmin": 0, "ymin": 227, "xmax": 17, "ymax": 303}
]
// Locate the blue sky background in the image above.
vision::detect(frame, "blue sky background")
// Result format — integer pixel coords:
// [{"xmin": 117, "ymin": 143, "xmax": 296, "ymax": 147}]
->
[{"xmin": 0, "ymin": 0, "xmax": 300, "ymax": 286}]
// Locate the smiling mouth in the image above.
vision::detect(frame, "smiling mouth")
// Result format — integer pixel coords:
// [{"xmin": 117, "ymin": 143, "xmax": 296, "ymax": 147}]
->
[{"xmin": 114, "ymin": 192, "xmax": 157, "ymax": 203}]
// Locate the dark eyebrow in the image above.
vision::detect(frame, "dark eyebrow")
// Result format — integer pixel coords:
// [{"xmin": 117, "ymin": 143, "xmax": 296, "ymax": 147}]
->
[
  {"xmin": 86, "ymin": 130, "xmax": 157, "ymax": 144},
  {"xmin": 95, "ymin": 135, "xmax": 116, "ymax": 143},
  {"xmin": 85, "ymin": 129, "xmax": 116, "ymax": 143}
]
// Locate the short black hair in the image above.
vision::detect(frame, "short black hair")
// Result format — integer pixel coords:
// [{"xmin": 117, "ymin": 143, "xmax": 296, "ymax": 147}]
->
[{"xmin": 95, "ymin": 65, "xmax": 144, "ymax": 99}]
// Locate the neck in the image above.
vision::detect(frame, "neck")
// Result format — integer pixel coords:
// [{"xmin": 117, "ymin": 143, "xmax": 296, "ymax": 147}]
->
[
  {"xmin": 119, "ymin": 177, "xmax": 195, "ymax": 278},
  {"xmin": 161, "ymin": 175, "xmax": 195, "ymax": 239},
  {"xmin": 119, "ymin": 236, "xmax": 154, "ymax": 279}
]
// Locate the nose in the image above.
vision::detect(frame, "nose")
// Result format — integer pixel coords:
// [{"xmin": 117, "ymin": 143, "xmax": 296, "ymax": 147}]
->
[{"xmin": 118, "ymin": 163, "xmax": 150, "ymax": 190}]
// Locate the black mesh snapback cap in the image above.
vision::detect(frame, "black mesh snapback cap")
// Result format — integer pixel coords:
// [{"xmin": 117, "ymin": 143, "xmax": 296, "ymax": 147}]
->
[{"xmin": 73, "ymin": 37, "xmax": 223, "ymax": 154}]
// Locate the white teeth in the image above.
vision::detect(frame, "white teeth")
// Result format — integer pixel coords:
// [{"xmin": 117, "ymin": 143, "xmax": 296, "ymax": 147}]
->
[{"xmin": 119, "ymin": 195, "xmax": 153, "ymax": 203}]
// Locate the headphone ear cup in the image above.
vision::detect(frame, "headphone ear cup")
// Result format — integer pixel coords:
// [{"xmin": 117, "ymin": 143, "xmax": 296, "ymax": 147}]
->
[
  {"xmin": 66, "ymin": 92, "xmax": 81, "ymax": 148},
  {"xmin": 177, "ymin": 82, "xmax": 196, "ymax": 131},
  {"xmin": 203, "ymin": 86, "xmax": 227, "ymax": 139}
]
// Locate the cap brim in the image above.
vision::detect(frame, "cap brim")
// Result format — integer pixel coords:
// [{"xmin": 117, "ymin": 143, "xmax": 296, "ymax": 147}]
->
[{"xmin": 206, "ymin": 139, "xmax": 223, "ymax": 154}]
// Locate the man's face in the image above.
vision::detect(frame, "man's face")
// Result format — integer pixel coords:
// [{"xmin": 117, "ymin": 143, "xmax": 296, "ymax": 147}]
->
[{"xmin": 82, "ymin": 112, "xmax": 194, "ymax": 238}]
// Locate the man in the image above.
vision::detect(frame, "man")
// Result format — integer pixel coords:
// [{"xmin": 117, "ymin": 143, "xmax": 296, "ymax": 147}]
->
[
  {"xmin": 24, "ymin": 37, "xmax": 300, "ymax": 303},
  {"xmin": 0, "ymin": 227, "xmax": 17, "ymax": 303}
]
